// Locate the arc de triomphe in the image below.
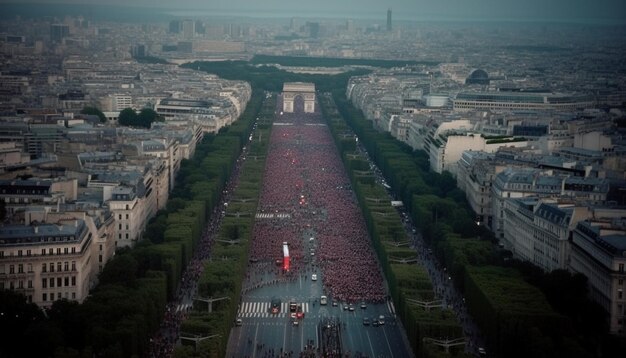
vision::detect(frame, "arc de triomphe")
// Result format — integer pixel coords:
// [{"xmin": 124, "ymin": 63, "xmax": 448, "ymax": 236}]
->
[{"xmin": 282, "ymin": 82, "xmax": 315, "ymax": 113}]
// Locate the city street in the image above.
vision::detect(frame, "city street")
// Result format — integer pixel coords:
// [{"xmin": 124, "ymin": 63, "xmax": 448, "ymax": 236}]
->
[
  {"xmin": 225, "ymin": 95, "xmax": 413, "ymax": 358},
  {"xmin": 227, "ymin": 260, "xmax": 409, "ymax": 358}
]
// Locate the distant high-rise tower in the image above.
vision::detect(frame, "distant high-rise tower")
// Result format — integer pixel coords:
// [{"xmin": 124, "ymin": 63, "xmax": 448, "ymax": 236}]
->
[
  {"xmin": 182, "ymin": 19, "xmax": 195, "ymax": 40},
  {"xmin": 387, "ymin": 8, "xmax": 392, "ymax": 32},
  {"xmin": 169, "ymin": 20, "xmax": 182, "ymax": 34},
  {"xmin": 50, "ymin": 24, "xmax": 69, "ymax": 43}
]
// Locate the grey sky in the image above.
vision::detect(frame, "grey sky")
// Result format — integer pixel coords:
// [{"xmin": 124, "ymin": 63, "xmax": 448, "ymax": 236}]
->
[{"xmin": 3, "ymin": 0, "xmax": 626, "ymax": 23}]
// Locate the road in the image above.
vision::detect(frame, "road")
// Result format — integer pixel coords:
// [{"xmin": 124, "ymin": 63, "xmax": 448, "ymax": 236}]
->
[
  {"xmin": 225, "ymin": 96, "xmax": 413, "ymax": 358},
  {"xmin": 227, "ymin": 262, "xmax": 409, "ymax": 358}
]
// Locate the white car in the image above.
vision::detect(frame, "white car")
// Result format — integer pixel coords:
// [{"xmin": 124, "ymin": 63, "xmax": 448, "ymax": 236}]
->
[
  {"xmin": 378, "ymin": 315, "xmax": 385, "ymax": 325},
  {"xmin": 311, "ymin": 274, "xmax": 317, "ymax": 281}
]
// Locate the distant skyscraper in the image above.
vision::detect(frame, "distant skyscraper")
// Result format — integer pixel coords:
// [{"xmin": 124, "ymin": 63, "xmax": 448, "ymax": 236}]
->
[
  {"xmin": 306, "ymin": 22, "xmax": 320, "ymax": 38},
  {"xmin": 182, "ymin": 20, "xmax": 195, "ymax": 40},
  {"xmin": 346, "ymin": 19, "xmax": 354, "ymax": 33},
  {"xmin": 169, "ymin": 20, "xmax": 182, "ymax": 34},
  {"xmin": 50, "ymin": 24, "xmax": 69, "ymax": 43},
  {"xmin": 387, "ymin": 8, "xmax": 392, "ymax": 31}
]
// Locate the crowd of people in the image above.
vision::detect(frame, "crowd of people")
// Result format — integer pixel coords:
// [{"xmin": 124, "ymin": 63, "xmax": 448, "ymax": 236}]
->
[{"xmin": 249, "ymin": 108, "xmax": 386, "ymax": 303}]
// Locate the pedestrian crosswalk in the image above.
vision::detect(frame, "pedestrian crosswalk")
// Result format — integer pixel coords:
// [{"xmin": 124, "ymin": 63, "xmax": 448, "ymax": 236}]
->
[
  {"xmin": 237, "ymin": 301, "xmax": 310, "ymax": 318},
  {"xmin": 255, "ymin": 212, "xmax": 291, "ymax": 220},
  {"xmin": 176, "ymin": 302, "xmax": 192, "ymax": 313}
]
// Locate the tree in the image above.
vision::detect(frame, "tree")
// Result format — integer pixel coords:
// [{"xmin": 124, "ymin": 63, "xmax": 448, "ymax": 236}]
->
[
  {"xmin": 80, "ymin": 106, "xmax": 107, "ymax": 123},
  {"xmin": 118, "ymin": 108, "xmax": 137, "ymax": 127},
  {"xmin": 97, "ymin": 254, "xmax": 138, "ymax": 287},
  {"xmin": 137, "ymin": 108, "xmax": 160, "ymax": 128}
]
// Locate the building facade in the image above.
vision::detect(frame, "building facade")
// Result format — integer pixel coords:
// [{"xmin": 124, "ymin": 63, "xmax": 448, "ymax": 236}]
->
[
  {"xmin": 0, "ymin": 220, "xmax": 94, "ymax": 307},
  {"xmin": 570, "ymin": 220, "xmax": 626, "ymax": 335}
]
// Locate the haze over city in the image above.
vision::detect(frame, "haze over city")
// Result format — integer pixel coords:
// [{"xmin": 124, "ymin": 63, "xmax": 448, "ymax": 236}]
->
[{"xmin": 2, "ymin": 0, "xmax": 626, "ymax": 23}]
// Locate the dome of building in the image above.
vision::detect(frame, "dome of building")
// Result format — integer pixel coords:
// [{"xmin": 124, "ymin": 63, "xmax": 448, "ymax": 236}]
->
[{"xmin": 466, "ymin": 69, "xmax": 490, "ymax": 85}]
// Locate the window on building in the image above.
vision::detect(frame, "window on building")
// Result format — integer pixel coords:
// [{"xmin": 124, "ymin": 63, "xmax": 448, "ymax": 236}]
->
[
  {"xmin": 57, "ymin": 262, "xmax": 62, "ymax": 272},
  {"xmin": 18, "ymin": 280, "xmax": 23, "ymax": 289},
  {"xmin": 118, "ymin": 234, "xmax": 122, "ymax": 239},
  {"xmin": 0, "ymin": 265, "xmax": 4, "ymax": 274},
  {"xmin": 71, "ymin": 247, "xmax": 75, "ymax": 254},
  {"xmin": 50, "ymin": 278, "xmax": 54, "ymax": 288},
  {"xmin": 26, "ymin": 250, "xmax": 31, "ymax": 256},
  {"xmin": 64, "ymin": 248, "xmax": 68, "ymax": 254},
  {"xmin": 125, "ymin": 224, "xmax": 129, "ymax": 230},
  {"xmin": 620, "ymin": 264, "xmax": 625, "ymax": 273},
  {"xmin": 17, "ymin": 250, "xmax": 22, "ymax": 257},
  {"xmin": 119, "ymin": 223, "xmax": 122, "ymax": 230},
  {"xmin": 42, "ymin": 278, "xmax": 47, "ymax": 288},
  {"xmin": 71, "ymin": 276, "xmax": 76, "ymax": 286},
  {"xmin": 64, "ymin": 277, "xmax": 69, "ymax": 286},
  {"xmin": 126, "ymin": 214, "xmax": 129, "ymax": 219},
  {"xmin": 43, "ymin": 293, "xmax": 47, "ymax": 301},
  {"xmin": 42, "ymin": 249, "xmax": 46, "ymax": 256},
  {"xmin": 99, "ymin": 254, "xmax": 103, "ymax": 263},
  {"xmin": 118, "ymin": 214, "xmax": 122, "ymax": 220},
  {"xmin": 9, "ymin": 265, "xmax": 14, "ymax": 274},
  {"xmin": 49, "ymin": 263, "xmax": 54, "ymax": 273},
  {"xmin": 49, "ymin": 248, "xmax": 53, "ymax": 255},
  {"xmin": 56, "ymin": 248, "xmax": 61, "ymax": 254},
  {"xmin": 99, "ymin": 244, "xmax": 102, "ymax": 251},
  {"xmin": 64, "ymin": 262, "xmax": 68, "ymax": 271},
  {"xmin": 71, "ymin": 262, "xmax": 76, "ymax": 271},
  {"xmin": 18, "ymin": 264, "xmax": 23, "ymax": 273},
  {"xmin": 57, "ymin": 292, "xmax": 61, "ymax": 300},
  {"xmin": 620, "ymin": 279, "xmax": 624, "ymax": 286},
  {"xmin": 27, "ymin": 264, "xmax": 32, "ymax": 273},
  {"xmin": 72, "ymin": 292, "xmax": 76, "ymax": 299},
  {"xmin": 125, "ymin": 233, "xmax": 129, "ymax": 239},
  {"xmin": 28, "ymin": 280, "xmax": 32, "ymax": 288},
  {"xmin": 10, "ymin": 281, "xmax": 14, "ymax": 289},
  {"xmin": 0, "ymin": 251, "xmax": 3, "ymax": 258},
  {"xmin": 57, "ymin": 277, "xmax": 62, "ymax": 287}
]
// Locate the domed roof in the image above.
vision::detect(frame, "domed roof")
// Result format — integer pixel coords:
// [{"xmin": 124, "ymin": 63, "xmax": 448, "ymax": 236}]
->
[{"xmin": 469, "ymin": 69, "xmax": 489, "ymax": 79}]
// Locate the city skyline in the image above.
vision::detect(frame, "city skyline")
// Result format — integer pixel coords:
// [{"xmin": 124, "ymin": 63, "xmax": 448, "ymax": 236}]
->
[{"xmin": 1, "ymin": 0, "xmax": 626, "ymax": 24}]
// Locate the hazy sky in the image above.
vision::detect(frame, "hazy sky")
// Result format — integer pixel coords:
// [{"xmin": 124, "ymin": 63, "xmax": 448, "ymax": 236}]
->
[{"xmin": 2, "ymin": 0, "xmax": 626, "ymax": 23}]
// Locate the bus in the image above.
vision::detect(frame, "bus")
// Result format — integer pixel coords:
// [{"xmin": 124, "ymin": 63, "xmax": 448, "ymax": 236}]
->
[
  {"xmin": 320, "ymin": 295, "xmax": 328, "ymax": 305},
  {"xmin": 283, "ymin": 242, "xmax": 290, "ymax": 271}
]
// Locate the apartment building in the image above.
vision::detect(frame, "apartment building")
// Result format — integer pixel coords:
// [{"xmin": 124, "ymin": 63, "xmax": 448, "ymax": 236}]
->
[
  {"xmin": 0, "ymin": 220, "xmax": 93, "ymax": 307},
  {"xmin": 570, "ymin": 219, "xmax": 626, "ymax": 335}
]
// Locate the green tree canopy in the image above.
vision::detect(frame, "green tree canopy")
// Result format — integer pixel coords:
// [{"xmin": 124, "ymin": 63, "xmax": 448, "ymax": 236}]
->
[
  {"xmin": 118, "ymin": 108, "xmax": 160, "ymax": 128},
  {"xmin": 118, "ymin": 108, "xmax": 138, "ymax": 127},
  {"xmin": 137, "ymin": 108, "xmax": 161, "ymax": 128}
]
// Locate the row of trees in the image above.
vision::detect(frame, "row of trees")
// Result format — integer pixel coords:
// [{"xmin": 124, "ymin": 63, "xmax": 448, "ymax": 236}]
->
[
  {"xmin": 325, "ymin": 89, "xmax": 620, "ymax": 357},
  {"xmin": 172, "ymin": 94, "xmax": 276, "ymax": 358},
  {"xmin": 0, "ymin": 90, "xmax": 265, "ymax": 358},
  {"xmin": 181, "ymin": 60, "xmax": 377, "ymax": 93},
  {"xmin": 78, "ymin": 106, "xmax": 163, "ymax": 128}
]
